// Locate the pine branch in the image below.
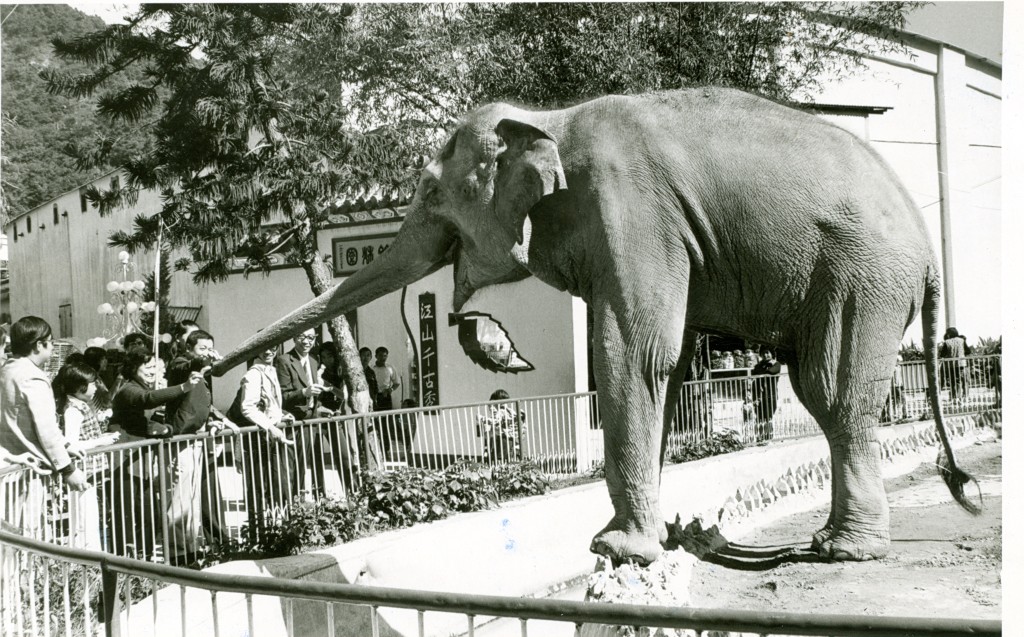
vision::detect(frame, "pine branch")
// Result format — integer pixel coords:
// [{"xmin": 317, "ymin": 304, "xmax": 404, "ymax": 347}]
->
[
  {"xmin": 83, "ymin": 180, "xmax": 140, "ymax": 217},
  {"xmin": 192, "ymin": 257, "xmax": 233, "ymax": 285},
  {"xmin": 97, "ymin": 85, "xmax": 161, "ymax": 123}
]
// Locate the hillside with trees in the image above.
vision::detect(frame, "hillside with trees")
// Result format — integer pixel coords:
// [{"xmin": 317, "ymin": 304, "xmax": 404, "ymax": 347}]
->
[{"xmin": 0, "ymin": 3, "xmax": 149, "ymax": 225}]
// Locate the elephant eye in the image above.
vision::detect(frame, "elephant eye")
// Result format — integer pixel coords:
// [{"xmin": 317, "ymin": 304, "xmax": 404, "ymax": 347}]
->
[{"xmin": 422, "ymin": 180, "xmax": 443, "ymax": 207}]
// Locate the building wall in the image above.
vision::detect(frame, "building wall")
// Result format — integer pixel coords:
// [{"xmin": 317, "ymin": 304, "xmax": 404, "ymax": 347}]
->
[
  {"xmin": 4, "ymin": 172, "xmax": 205, "ymax": 347},
  {"xmin": 203, "ymin": 265, "xmax": 316, "ymax": 409},
  {"xmin": 201, "ymin": 220, "xmax": 586, "ymax": 413}
]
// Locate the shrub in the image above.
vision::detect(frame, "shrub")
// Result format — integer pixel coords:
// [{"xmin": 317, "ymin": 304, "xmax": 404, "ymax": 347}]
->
[
  {"xmin": 189, "ymin": 439, "xmax": 744, "ymax": 565},
  {"xmin": 359, "ymin": 464, "xmax": 491, "ymax": 528},
  {"xmin": 439, "ymin": 462, "xmax": 500, "ymax": 513},
  {"xmin": 491, "ymin": 461, "xmax": 550, "ymax": 499},
  {"xmin": 257, "ymin": 497, "xmax": 370, "ymax": 556},
  {"xmin": 667, "ymin": 430, "xmax": 745, "ymax": 463}
]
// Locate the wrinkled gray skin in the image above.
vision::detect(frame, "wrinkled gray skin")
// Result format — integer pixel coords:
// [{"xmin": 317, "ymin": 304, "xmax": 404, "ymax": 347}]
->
[{"xmin": 215, "ymin": 88, "xmax": 970, "ymax": 565}]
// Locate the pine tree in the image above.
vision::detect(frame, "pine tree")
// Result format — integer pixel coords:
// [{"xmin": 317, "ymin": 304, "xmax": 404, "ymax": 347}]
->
[{"xmin": 43, "ymin": 4, "xmax": 404, "ymax": 411}]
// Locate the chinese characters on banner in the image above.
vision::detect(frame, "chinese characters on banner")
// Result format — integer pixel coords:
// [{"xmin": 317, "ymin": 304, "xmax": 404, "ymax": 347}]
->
[
  {"xmin": 419, "ymin": 293, "xmax": 440, "ymax": 407},
  {"xmin": 331, "ymin": 233, "xmax": 396, "ymax": 277}
]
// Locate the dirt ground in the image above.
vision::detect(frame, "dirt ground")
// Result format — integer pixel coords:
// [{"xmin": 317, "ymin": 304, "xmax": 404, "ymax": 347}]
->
[{"xmin": 688, "ymin": 436, "xmax": 1002, "ymax": 621}]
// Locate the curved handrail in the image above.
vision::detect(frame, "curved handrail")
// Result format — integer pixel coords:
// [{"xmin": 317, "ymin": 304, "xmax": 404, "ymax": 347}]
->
[{"xmin": 0, "ymin": 526, "xmax": 1002, "ymax": 637}]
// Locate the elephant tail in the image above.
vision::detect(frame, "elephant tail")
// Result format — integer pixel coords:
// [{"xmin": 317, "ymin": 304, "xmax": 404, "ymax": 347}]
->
[{"xmin": 923, "ymin": 271, "xmax": 982, "ymax": 515}]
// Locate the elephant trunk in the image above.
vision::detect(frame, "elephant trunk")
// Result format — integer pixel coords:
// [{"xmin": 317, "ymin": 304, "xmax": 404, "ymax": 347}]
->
[{"xmin": 212, "ymin": 211, "xmax": 456, "ymax": 376}]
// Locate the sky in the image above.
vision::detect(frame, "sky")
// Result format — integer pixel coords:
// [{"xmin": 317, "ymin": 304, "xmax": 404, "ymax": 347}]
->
[{"xmin": 904, "ymin": 1, "xmax": 1003, "ymax": 65}]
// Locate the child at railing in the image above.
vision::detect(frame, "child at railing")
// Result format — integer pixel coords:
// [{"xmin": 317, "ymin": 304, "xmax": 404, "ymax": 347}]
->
[
  {"xmin": 741, "ymin": 385, "xmax": 756, "ymax": 433},
  {"xmin": 476, "ymin": 390, "xmax": 526, "ymax": 464},
  {"xmin": 54, "ymin": 358, "xmax": 121, "ymax": 550}
]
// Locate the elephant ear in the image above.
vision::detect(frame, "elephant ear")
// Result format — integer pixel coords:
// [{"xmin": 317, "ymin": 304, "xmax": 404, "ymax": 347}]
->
[{"xmin": 494, "ymin": 119, "xmax": 566, "ymax": 244}]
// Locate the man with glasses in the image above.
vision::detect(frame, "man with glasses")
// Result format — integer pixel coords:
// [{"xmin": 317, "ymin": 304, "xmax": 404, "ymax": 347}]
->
[
  {"xmin": 0, "ymin": 316, "xmax": 88, "ymax": 539},
  {"xmin": 275, "ymin": 328, "xmax": 331, "ymax": 497}
]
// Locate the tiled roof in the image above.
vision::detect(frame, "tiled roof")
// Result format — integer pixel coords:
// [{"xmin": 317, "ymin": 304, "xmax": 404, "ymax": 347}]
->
[{"xmin": 325, "ymin": 183, "xmax": 412, "ymax": 225}]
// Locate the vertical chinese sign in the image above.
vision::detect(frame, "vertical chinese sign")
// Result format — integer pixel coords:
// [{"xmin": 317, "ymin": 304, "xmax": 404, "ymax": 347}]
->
[{"xmin": 418, "ymin": 293, "xmax": 440, "ymax": 407}]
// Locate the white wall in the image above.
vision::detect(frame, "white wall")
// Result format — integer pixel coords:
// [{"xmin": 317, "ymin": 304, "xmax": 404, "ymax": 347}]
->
[
  {"xmin": 202, "ymin": 221, "xmax": 586, "ymax": 413},
  {"xmin": 6, "ymin": 172, "xmax": 202, "ymax": 348},
  {"xmin": 204, "ymin": 266, "xmax": 319, "ymax": 410}
]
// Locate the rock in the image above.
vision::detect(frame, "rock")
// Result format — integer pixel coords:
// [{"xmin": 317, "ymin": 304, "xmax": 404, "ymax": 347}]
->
[{"xmin": 581, "ymin": 550, "xmax": 699, "ymax": 637}]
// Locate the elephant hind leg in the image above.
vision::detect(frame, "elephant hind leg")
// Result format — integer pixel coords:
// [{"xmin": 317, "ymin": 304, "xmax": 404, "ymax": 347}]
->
[
  {"xmin": 787, "ymin": 358, "xmax": 837, "ymax": 550},
  {"xmin": 792, "ymin": 296, "xmax": 903, "ymax": 561}
]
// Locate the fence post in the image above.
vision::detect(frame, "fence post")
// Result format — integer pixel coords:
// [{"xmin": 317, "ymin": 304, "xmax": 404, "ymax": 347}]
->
[
  {"xmin": 101, "ymin": 560, "xmax": 121, "ymax": 637},
  {"xmin": 155, "ymin": 442, "xmax": 171, "ymax": 564},
  {"xmin": 514, "ymin": 400, "xmax": 525, "ymax": 463},
  {"xmin": 572, "ymin": 395, "xmax": 591, "ymax": 473}
]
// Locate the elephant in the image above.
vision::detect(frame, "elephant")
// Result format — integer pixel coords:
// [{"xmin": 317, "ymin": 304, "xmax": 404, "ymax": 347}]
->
[{"xmin": 213, "ymin": 87, "xmax": 978, "ymax": 565}]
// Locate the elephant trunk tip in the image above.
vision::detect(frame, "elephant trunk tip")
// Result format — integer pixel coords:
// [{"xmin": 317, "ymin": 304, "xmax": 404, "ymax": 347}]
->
[{"xmin": 937, "ymin": 453, "xmax": 984, "ymax": 516}]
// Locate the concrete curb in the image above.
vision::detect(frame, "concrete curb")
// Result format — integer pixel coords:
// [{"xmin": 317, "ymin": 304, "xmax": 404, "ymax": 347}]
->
[{"xmin": 119, "ymin": 413, "xmax": 995, "ymax": 637}]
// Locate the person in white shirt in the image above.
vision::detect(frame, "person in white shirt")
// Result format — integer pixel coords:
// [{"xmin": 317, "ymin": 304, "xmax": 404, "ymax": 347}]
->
[
  {"xmin": 230, "ymin": 345, "xmax": 295, "ymax": 530},
  {"xmin": 372, "ymin": 346, "xmax": 401, "ymax": 411}
]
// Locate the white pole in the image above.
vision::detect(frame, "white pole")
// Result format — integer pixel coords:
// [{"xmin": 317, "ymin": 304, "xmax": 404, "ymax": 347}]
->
[{"xmin": 153, "ymin": 218, "xmax": 162, "ymax": 356}]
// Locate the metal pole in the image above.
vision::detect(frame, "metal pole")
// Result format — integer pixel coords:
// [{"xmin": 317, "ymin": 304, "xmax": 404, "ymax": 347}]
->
[
  {"xmin": 514, "ymin": 400, "xmax": 525, "ymax": 462},
  {"xmin": 156, "ymin": 443, "xmax": 171, "ymax": 563},
  {"xmin": 153, "ymin": 218, "xmax": 162, "ymax": 356},
  {"xmin": 101, "ymin": 560, "xmax": 121, "ymax": 637}
]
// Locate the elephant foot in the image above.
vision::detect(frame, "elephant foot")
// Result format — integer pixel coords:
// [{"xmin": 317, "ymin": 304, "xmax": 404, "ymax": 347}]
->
[
  {"xmin": 816, "ymin": 531, "xmax": 890, "ymax": 562},
  {"xmin": 590, "ymin": 521, "xmax": 663, "ymax": 566}
]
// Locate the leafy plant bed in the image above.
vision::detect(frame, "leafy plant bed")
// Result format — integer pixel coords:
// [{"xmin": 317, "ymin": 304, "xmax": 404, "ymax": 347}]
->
[{"xmin": 196, "ymin": 432, "xmax": 746, "ymax": 567}]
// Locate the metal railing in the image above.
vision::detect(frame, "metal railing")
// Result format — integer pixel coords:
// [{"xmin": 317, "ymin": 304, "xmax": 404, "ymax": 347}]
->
[
  {"xmin": 0, "ymin": 528, "xmax": 1001, "ymax": 637},
  {"xmin": 0, "ymin": 355, "xmax": 1001, "ymax": 636},
  {"xmin": 0, "ymin": 356, "xmax": 1002, "ymax": 561}
]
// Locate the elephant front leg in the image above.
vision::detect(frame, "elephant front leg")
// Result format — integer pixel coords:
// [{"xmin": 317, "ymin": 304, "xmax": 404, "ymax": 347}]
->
[{"xmin": 589, "ymin": 300, "xmax": 683, "ymax": 566}]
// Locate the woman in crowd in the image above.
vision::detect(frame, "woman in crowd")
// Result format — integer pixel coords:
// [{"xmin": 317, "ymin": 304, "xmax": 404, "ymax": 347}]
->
[
  {"xmin": 54, "ymin": 359, "xmax": 120, "ymax": 550},
  {"xmin": 313, "ymin": 341, "xmax": 359, "ymax": 486},
  {"xmin": 108, "ymin": 345, "xmax": 203, "ymax": 559},
  {"xmin": 170, "ymin": 320, "xmax": 200, "ymax": 361},
  {"xmin": 316, "ymin": 341, "xmax": 349, "ymax": 414},
  {"xmin": 82, "ymin": 346, "xmax": 115, "ymax": 419},
  {"xmin": 228, "ymin": 344, "xmax": 296, "ymax": 531}
]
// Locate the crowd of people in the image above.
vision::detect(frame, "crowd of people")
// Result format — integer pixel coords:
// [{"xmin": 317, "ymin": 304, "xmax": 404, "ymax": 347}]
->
[
  {"xmin": 710, "ymin": 348, "xmax": 760, "ymax": 370},
  {"xmin": 0, "ymin": 314, "xmax": 415, "ymax": 563},
  {"xmin": 2, "ymin": 312, "xmax": 990, "ymax": 563}
]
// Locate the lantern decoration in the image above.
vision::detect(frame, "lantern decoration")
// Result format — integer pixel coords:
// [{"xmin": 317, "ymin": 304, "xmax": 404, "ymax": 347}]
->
[{"xmin": 95, "ymin": 250, "xmax": 172, "ymax": 348}]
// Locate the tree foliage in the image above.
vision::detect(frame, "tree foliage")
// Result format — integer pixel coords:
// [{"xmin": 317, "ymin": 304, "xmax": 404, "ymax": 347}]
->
[
  {"xmin": 37, "ymin": 1, "xmax": 920, "ymax": 408},
  {"xmin": 285, "ymin": 2, "xmax": 919, "ymax": 163},
  {"xmin": 43, "ymin": 3, "xmax": 394, "ymax": 405}
]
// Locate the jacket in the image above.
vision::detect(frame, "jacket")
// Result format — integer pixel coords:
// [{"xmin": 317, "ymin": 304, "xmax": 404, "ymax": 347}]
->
[
  {"xmin": 110, "ymin": 378, "xmax": 192, "ymax": 438},
  {"xmin": 164, "ymin": 355, "xmax": 213, "ymax": 435},
  {"xmin": 275, "ymin": 349, "xmax": 319, "ymax": 420},
  {"xmin": 0, "ymin": 357, "xmax": 73, "ymax": 471}
]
